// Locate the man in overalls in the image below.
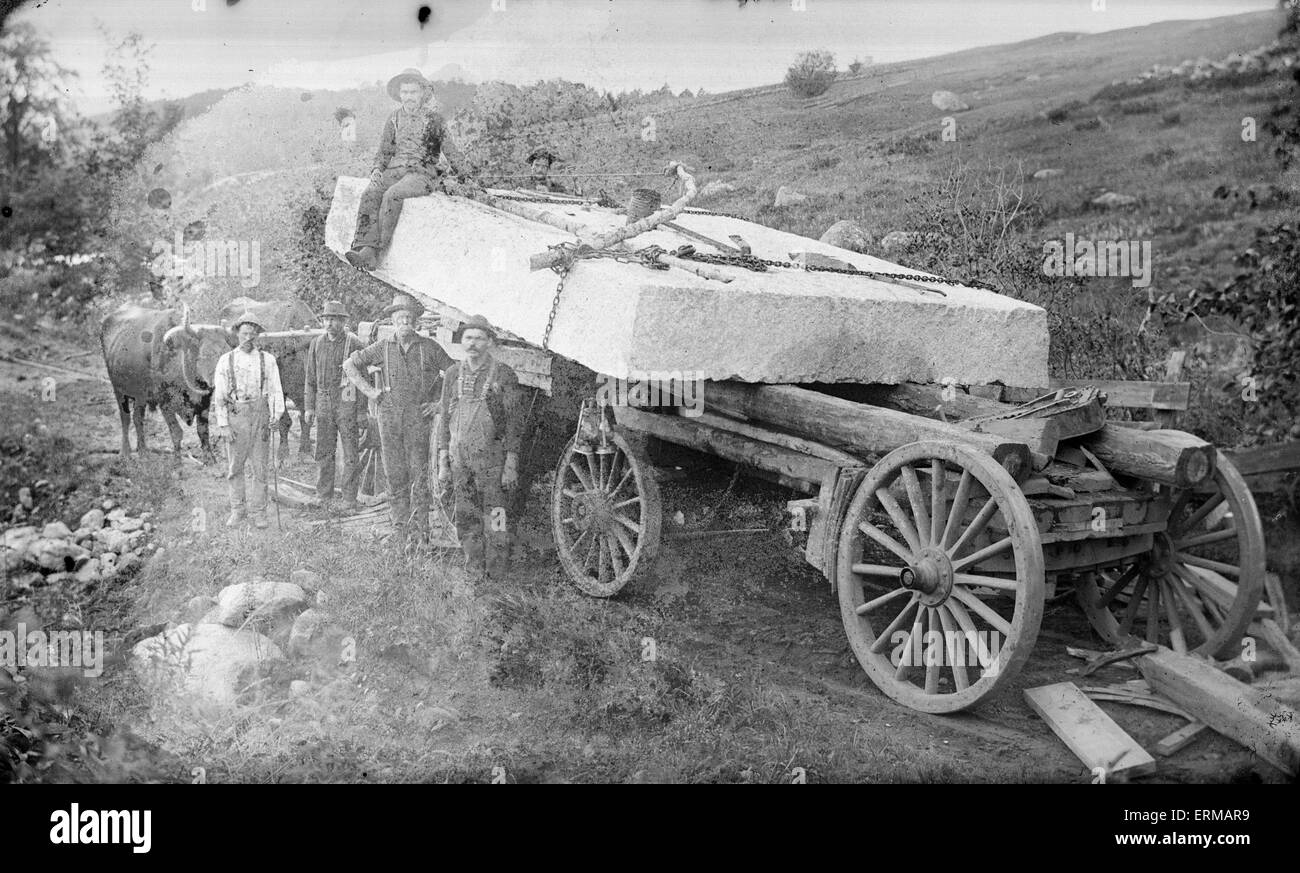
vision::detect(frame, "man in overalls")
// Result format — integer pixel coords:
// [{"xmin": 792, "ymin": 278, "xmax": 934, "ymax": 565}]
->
[
  {"xmin": 436, "ymin": 315, "xmax": 523, "ymax": 582},
  {"xmin": 212, "ymin": 312, "xmax": 286, "ymax": 529},
  {"xmin": 344, "ymin": 67, "xmax": 470, "ymax": 271},
  {"xmin": 303, "ymin": 300, "xmax": 365, "ymax": 511},
  {"xmin": 342, "ymin": 292, "xmax": 451, "ymax": 541}
]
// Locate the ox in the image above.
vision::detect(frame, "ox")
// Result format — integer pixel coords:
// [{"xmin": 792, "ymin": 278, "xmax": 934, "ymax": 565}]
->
[
  {"xmin": 100, "ymin": 305, "xmax": 233, "ymax": 456},
  {"xmin": 218, "ymin": 296, "xmax": 318, "ymax": 460}
]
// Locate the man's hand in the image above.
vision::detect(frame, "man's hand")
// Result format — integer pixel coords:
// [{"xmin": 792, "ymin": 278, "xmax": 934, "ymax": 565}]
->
[
  {"xmin": 370, "ymin": 168, "xmax": 383, "ymax": 184},
  {"xmin": 216, "ymin": 425, "xmax": 231, "ymax": 443},
  {"xmin": 501, "ymin": 454, "xmax": 519, "ymax": 491},
  {"xmin": 420, "ymin": 401, "xmax": 438, "ymax": 419}
]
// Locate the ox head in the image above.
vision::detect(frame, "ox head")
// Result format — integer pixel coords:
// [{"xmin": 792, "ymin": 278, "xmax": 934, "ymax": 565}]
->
[{"xmin": 162, "ymin": 304, "xmax": 236, "ymax": 396}]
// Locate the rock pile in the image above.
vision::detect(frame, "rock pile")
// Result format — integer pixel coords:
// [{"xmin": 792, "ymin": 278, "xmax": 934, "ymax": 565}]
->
[
  {"xmin": 130, "ymin": 568, "xmax": 353, "ymax": 706},
  {"xmin": 1, "ymin": 500, "xmax": 153, "ymax": 594},
  {"xmin": 1111, "ymin": 41, "xmax": 1296, "ymax": 89}
]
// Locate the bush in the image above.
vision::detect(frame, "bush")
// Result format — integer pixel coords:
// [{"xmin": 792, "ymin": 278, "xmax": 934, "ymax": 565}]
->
[
  {"xmin": 1161, "ymin": 109, "xmax": 1182, "ymax": 126},
  {"xmin": 785, "ymin": 50, "xmax": 837, "ymax": 98},
  {"xmin": 1073, "ymin": 117, "xmax": 1102, "ymax": 131}
]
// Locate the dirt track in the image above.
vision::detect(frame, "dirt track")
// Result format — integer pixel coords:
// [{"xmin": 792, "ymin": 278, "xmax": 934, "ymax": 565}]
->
[{"xmin": 1, "ymin": 325, "xmax": 1285, "ymax": 783}]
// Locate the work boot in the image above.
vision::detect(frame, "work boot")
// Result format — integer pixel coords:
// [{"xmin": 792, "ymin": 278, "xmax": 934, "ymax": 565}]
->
[
  {"xmin": 251, "ymin": 514, "xmax": 269, "ymax": 529},
  {"xmin": 345, "ymin": 246, "xmax": 377, "ymax": 270},
  {"xmin": 226, "ymin": 510, "xmax": 246, "ymax": 528}
]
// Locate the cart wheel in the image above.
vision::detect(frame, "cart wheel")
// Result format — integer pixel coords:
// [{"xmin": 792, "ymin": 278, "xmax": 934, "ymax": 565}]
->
[
  {"xmin": 1077, "ymin": 451, "xmax": 1264, "ymax": 658},
  {"xmin": 552, "ymin": 430, "xmax": 662, "ymax": 597},
  {"xmin": 836, "ymin": 441, "xmax": 1044, "ymax": 713}
]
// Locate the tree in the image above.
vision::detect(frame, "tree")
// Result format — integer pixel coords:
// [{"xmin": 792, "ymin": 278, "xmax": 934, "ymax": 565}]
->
[
  {"xmin": 0, "ymin": 22, "xmax": 79, "ymax": 190},
  {"xmin": 848, "ymin": 57, "xmax": 871, "ymax": 74},
  {"xmin": 785, "ymin": 50, "xmax": 837, "ymax": 98}
]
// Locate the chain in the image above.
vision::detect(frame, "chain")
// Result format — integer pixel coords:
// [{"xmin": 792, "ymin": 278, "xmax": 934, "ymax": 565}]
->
[
  {"xmin": 670, "ymin": 245, "xmax": 973, "ymax": 292},
  {"xmin": 964, "ymin": 387, "xmax": 1100, "ymax": 425},
  {"xmin": 540, "ymin": 242, "xmax": 674, "ymax": 349}
]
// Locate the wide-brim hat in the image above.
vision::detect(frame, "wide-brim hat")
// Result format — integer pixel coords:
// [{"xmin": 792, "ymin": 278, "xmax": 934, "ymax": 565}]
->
[
  {"xmin": 318, "ymin": 300, "xmax": 349, "ymax": 319},
  {"xmin": 387, "ymin": 68, "xmax": 431, "ymax": 102},
  {"xmin": 526, "ymin": 146, "xmax": 559, "ymax": 165},
  {"xmin": 460, "ymin": 314, "xmax": 496, "ymax": 339},
  {"xmin": 382, "ymin": 292, "xmax": 425, "ymax": 318},
  {"xmin": 230, "ymin": 312, "xmax": 265, "ymax": 333}
]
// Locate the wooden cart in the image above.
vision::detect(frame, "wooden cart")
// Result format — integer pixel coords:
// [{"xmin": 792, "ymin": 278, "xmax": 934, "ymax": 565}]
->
[{"xmin": 325, "ymin": 165, "xmax": 1269, "ymax": 714}]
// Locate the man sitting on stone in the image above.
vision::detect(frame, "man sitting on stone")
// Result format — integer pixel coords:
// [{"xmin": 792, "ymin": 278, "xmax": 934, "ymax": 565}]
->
[
  {"xmin": 525, "ymin": 146, "xmax": 569, "ymax": 194},
  {"xmin": 345, "ymin": 68, "xmax": 471, "ymax": 271}
]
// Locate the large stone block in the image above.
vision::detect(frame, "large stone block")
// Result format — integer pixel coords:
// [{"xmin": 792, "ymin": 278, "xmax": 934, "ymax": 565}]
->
[{"xmin": 325, "ymin": 178, "xmax": 1048, "ymax": 387}]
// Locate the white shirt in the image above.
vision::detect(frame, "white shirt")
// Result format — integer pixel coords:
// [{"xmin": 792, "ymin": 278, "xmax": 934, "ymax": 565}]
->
[{"xmin": 212, "ymin": 345, "xmax": 286, "ymax": 428}]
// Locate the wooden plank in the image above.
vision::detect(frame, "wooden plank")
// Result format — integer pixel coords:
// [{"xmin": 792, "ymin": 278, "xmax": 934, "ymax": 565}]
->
[
  {"xmin": 1138, "ymin": 645, "xmax": 1300, "ymax": 776},
  {"xmin": 1154, "ymin": 721, "xmax": 1209, "ymax": 757},
  {"xmin": 1252, "ymin": 617, "xmax": 1300, "ymax": 673},
  {"xmin": 1024, "ymin": 682, "xmax": 1157, "ymax": 778},
  {"xmin": 1225, "ymin": 441, "xmax": 1300, "ymax": 478},
  {"xmin": 958, "ymin": 417, "xmax": 1060, "ymax": 461}
]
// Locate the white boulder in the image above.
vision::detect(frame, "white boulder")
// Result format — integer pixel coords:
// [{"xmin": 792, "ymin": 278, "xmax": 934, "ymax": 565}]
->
[{"xmin": 131, "ymin": 623, "xmax": 285, "ymax": 705}]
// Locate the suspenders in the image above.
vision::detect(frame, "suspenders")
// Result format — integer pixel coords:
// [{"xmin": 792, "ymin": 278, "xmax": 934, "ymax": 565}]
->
[
  {"xmin": 383, "ymin": 339, "xmax": 427, "ymax": 396},
  {"xmin": 226, "ymin": 349, "xmax": 265, "ymax": 404}
]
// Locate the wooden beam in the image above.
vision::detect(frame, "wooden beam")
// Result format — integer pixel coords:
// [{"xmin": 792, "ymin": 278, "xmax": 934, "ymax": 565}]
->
[
  {"xmin": 613, "ymin": 406, "xmax": 843, "ymax": 488},
  {"xmin": 703, "ymin": 381, "xmax": 1033, "ymax": 480},
  {"xmin": 1024, "ymin": 682, "xmax": 1157, "ymax": 779},
  {"xmin": 1006, "ymin": 379, "xmax": 1190, "ymax": 411},
  {"xmin": 1081, "ymin": 425, "xmax": 1216, "ymax": 488},
  {"xmin": 858, "ymin": 382, "xmax": 1103, "ymax": 441},
  {"xmin": 1154, "ymin": 721, "xmax": 1209, "ymax": 757},
  {"xmin": 1226, "ymin": 441, "xmax": 1300, "ymax": 478},
  {"xmin": 1138, "ymin": 645, "xmax": 1300, "ymax": 776}
]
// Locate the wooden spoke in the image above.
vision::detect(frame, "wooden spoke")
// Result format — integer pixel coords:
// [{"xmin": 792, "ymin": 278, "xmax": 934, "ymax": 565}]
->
[
  {"xmin": 1167, "ymin": 567, "xmax": 1217, "ymax": 641},
  {"xmin": 605, "ymin": 533, "xmax": 626, "ymax": 578},
  {"xmin": 1146, "ymin": 574, "xmax": 1161, "ymax": 644},
  {"xmin": 896, "ymin": 608, "xmax": 926, "ymax": 679},
  {"xmin": 568, "ymin": 460, "xmax": 595, "ymax": 492},
  {"xmin": 612, "ymin": 495, "xmax": 642, "ymax": 510},
  {"xmin": 950, "ymin": 535, "xmax": 1013, "ymax": 573},
  {"xmin": 949, "ymin": 586, "xmax": 1013, "ymax": 637},
  {"xmin": 1161, "ymin": 580, "xmax": 1188, "ymax": 653},
  {"xmin": 1173, "ymin": 527, "xmax": 1239, "ymax": 550},
  {"xmin": 939, "ymin": 470, "xmax": 973, "ymax": 550},
  {"xmin": 858, "ymin": 520, "xmax": 914, "ymax": 563},
  {"xmin": 607, "ymin": 467, "xmax": 635, "ymax": 500},
  {"xmin": 856, "ymin": 586, "xmax": 911, "ymax": 615},
  {"xmin": 596, "ymin": 536, "xmax": 610, "ymax": 582},
  {"xmin": 585, "ymin": 452, "xmax": 601, "ymax": 491},
  {"xmin": 852, "ymin": 563, "xmax": 907, "ymax": 578},
  {"xmin": 947, "ymin": 496, "xmax": 999, "ymax": 562},
  {"xmin": 868, "ymin": 596, "xmax": 920, "ymax": 654},
  {"xmin": 613, "ymin": 513, "xmax": 641, "ymax": 535},
  {"xmin": 1117, "ymin": 575, "xmax": 1149, "ymax": 637},
  {"xmin": 1182, "ymin": 492, "xmax": 1225, "ymax": 533},
  {"xmin": 936, "ymin": 605, "xmax": 969, "ymax": 691},
  {"xmin": 875, "ymin": 486, "xmax": 922, "ymax": 554},
  {"xmin": 925, "ymin": 608, "xmax": 941, "ymax": 694},
  {"xmin": 1097, "ymin": 564, "xmax": 1142, "ymax": 609},
  {"xmin": 1174, "ymin": 551, "xmax": 1240, "ymax": 578},
  {"xmin": 953, "ymin": 573, "xmax": 1019, "ymax": 592},
  {"xmin": 930, "ymin": 460, "xmax": 945, "ymax": 547},
  {"xmin": 900, "ymin": 464, "xmax": 931, "ymax": 548},
  {"xmin": 562, "ymin": 487, "xmax": 584, "ymax": 500},
  {"xmin": 609, "ymin": 523, "xmax": 636, "ymax": 559}
]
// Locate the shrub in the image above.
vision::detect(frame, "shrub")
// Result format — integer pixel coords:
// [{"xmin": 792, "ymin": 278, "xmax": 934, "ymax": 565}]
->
[
  {"xmin": 1161, "ymin": 109, "xmax": 1182, "ymax": 126},
  {"xmin": 1073, "ymin": 116, "xmax": 1102, "ymax": 131},
  {"xmin": 785, "ymin": 50, "xmax": 837, "ymax": 98}
]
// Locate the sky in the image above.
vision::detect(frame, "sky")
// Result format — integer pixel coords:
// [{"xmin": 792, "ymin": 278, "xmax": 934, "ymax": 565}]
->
[{"xmin": 11, "ymin": 0, "xmax": 1280, "ymax": 115}]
